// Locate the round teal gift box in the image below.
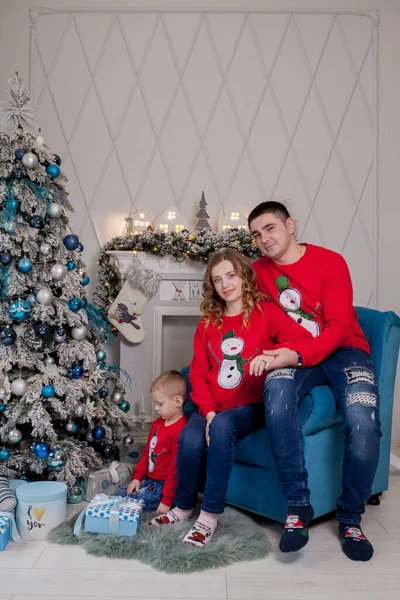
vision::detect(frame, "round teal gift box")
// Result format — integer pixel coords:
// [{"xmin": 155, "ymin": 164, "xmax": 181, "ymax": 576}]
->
[{"xmin": 16, "ymin": 481, "xmax": 67, "ymax": 540}]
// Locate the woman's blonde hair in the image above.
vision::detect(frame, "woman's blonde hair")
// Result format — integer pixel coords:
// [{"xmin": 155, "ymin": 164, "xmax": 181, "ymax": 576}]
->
[{"xmin": 201, "ymin": 248, "xmax": 264, "ymax": 328}]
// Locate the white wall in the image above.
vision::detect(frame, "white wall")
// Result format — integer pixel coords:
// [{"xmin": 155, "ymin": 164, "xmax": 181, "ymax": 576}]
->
[{"xmin": 1, "ymin": 0, "xmax": 399, "ymax": 440}]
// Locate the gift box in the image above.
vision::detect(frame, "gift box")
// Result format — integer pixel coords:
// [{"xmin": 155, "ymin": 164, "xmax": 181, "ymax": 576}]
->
[
  {"xmin": 16, "ymin": 481, "xmax": 67, "ymax": 541},
  {"xmin": 0, "ymin": 515, "xmax": 11, "ymax": 551},
  {"xmin": 78, "ymin": 461, "xmax": 134, "ymax": 502},
  {"xmin": 74, "ymin": 494, "xmax": 143, "ymax": 537}
]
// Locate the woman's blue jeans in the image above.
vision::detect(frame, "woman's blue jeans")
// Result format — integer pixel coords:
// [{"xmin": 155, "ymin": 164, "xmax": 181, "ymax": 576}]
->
[
  {"xmin": 175, "ymin": 403, "xmax": 264, "ymax": 514},
  {"xmin": 263, "ymin": 347, "xmax": 381, "ymax": 525}
]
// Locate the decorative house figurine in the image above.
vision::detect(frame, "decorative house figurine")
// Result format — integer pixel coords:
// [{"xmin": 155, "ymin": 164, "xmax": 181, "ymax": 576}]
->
[
  {"xmin": 124, "ymin": 209, "xmax": 153, "ymax": 236},
  {"xmin": 155, "ymin": 206, "xmax": 188, "ymax": 234},
  {"xmin": 194, "ymin": 191, "xmax": 211, "ymax": 230},
  {"xmin": 218, "ymin": 207, "xmax": 248, "ymax": 231}
]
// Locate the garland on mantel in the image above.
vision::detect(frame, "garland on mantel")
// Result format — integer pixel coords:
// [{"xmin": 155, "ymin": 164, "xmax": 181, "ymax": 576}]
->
[{"xmin": 93, "ymin": 228, "xmax": 261, "ymax": 311}]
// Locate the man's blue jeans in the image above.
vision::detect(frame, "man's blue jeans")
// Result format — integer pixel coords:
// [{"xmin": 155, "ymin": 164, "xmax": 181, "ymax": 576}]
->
[
  {"xmin": 175, "ymin": 403, "xmax": 264, "ymax": 514},
  {"xmin": 263, "ymin": 347, "xmax": 381, "ymax": 525}
]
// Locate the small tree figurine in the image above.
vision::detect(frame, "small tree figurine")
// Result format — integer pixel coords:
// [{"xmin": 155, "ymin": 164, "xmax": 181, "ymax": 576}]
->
[{"xmin": 194, "ymin": 191, "xmax": 211, "ymax": 230}]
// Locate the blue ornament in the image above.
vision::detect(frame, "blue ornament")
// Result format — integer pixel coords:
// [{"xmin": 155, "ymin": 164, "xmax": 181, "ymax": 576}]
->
[
  {"xmin": 0, "ymin": 448, "xmax": 10, "ymax": 461},
  {"xmin": 99, "ymin": 389, "xmax": 108, "ymax": 398},
  {"xmin": 71, "ymin": 364, "xmax": 85, "ymax": 379},
  {"xmin": 112, "ymin": 434, "xmax": 118, "ymax": 441},
  {"xmin": 46, "ymin": 447, "xmax": 67, "ymax": 471},
  {"xmin": 0, "ymin": 404, "xmax": 7, "ymax": 413},
  {"xmin": 92, "ymin": 426, "xmax": 105, "ymax": 441},
  {"xmin": 20, "ymin": 474, "xmax": 29, "ymax": 481},
  {"xmin": 0, "ymin": 251, "xmax": 12, "ymax": 266},
  {"xmin": 34, "ymin": 442, "xmax": 50, "ymax": 458},
  {"xmin": 81, "ymin": 275, "xmax": 90, "ymax": 286},
  {"xmin": 8, "ymin": 198, "xmax": 19, "ymax": 210},
  {"xmin": 14, "ymin": 169, "xmax": 23, "ymax": 180},
  {"xmin": 67, "ymin": 370, "xmax": 74, "ymax": 379},
  {"xmin": 9, "ymin": 299, "xmax": 32, "ymax": 322},
  {"xmin": 101, "ymin": 444, "xmax": 114, "ymax": 459},
  {"xmin": 96, "ymin": 349, "xmax": 107, "ymax": 362},
  {"xmin": 42, "ymin": 385, "xmax": 55, "ymax": 398},
  {"xmin": 68, "ymin": 487, "xmax": 83, "ymax": 504},
  {"xmin": 53, "ymin": 154, "xmax": 62, "ymax": 166},
  {"xmin": 36, "ymin": 323, "xmax": 49, "ymax": 337},
  {"xmin": 63, "ymin": 234, "xmax": 79, "ymax": 251},
  {"xmin": 18, "ymin": 257, "xmax": 33, "ymax": 273},
  {"xmin": 118, "ymin": 400, "xmax": 131, "ymax": 414},
  {"xmin": 77, "ymin": 243, "xmax": 84, "ymax": 252},
  {"xmin": 66, "ymin": 260, "xmax": 76, "ymax": 271},
  {"xmin": 68, "ymin": 297, "xmax": 82, "ymax": 312},
  {"xmin": 0, "ymin": 326, "xmax": 16, "ymax": 345},
  {"xmin": 15, "ymin": 149, "xmax": 25, "ymax": 160},
  {"xmin": 46, "ymin": 164, "xmax": 60, "ymax": 179},
  {"xmin": 30, "ymin": 215, "xmax": 44, "ymax": 229}
]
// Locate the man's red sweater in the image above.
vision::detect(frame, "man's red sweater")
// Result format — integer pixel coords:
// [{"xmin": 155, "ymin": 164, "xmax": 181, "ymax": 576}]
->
[
  {"xmin": 190, "ymin": 301, "xmax": 313, "ymax": 417},
  {"xmin": 133, "ymin": 416, "xmax": 187, "ymax": 507},
  {"xmin": 252, "ymin": 243, "xmax": 370, "ymax": 366}
]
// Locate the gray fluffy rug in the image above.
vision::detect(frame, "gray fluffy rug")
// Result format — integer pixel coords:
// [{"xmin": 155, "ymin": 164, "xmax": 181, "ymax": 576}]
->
[{"xmin": 48, "ymin": 506, "xmax": 271, "ymax": 573}]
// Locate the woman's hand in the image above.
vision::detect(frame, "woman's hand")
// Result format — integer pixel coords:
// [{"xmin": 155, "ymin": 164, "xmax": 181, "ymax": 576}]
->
[
  {"xmin": 205, "ymin": 411, "xmax": 216, "ymax": 447},
  {"xmin": 249, "ymin": 354, "xmax": 276, "ymax": 376}
]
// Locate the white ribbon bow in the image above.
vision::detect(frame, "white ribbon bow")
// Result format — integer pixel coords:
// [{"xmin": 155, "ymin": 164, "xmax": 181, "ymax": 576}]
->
[{"xmin": 0, "ymin": 101, "xmax": 39, "ymax": 138}]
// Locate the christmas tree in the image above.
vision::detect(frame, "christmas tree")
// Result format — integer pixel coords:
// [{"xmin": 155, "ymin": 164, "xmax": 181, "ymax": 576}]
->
[
  {"xmin": 194, "ymin": 191, "xmax": 211, "ymax": 230},
  {"xmin": 0, "ymin": 73, "xmax": 133, "ymax": 492}
]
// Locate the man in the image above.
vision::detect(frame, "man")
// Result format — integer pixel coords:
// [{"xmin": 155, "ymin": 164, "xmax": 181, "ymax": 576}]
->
[{"xmin": 248, "ymin": 201, "xmax": 381, "ymax": 562}]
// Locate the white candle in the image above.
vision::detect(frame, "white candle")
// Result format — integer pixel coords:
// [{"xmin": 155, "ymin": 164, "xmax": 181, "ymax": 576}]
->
[{"xmin": 141, "ymin": 393, "xmax": 146, "ymax": 415}]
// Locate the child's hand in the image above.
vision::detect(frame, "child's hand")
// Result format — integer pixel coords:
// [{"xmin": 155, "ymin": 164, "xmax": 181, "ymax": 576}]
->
[
  {"xmin": 156, "ymin": 502, "xmax": 171, "ymax": 515},
  {"xmin": 205, "ymin": 411, "xmax": 216, "ymax": 446},
  {"xmin": 127, "ymin": 479, "xmax": 141, "ymax": 495}
]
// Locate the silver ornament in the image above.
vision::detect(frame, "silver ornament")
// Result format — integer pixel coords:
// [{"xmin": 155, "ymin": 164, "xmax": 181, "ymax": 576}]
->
[
  {"xmin": 48, "ymin": 202, "xmax": 63, "ymax": 218},
  {"xmin": 39, "ymin": 243, "xmax": 51, "ymax": 255},
  {"xmin": 75, "ymin": 405, "xmax": 86, "ymax": 418},
  {"xmin": 26, "ymin": 294, "xmax": 36, "ymax": 305},
  {"xmin": 43, "ymin": 355, "xmax": 55, "ymax": 366},
  {"xmin": 8, "ymin": 428, "xmax": 23, "ymax": 444},
  {"xmin": 111, "ymin": 390, "xmax": 125, "ymax": 405},
  {"xmin": 11, "ymin": 378, "xmax": 28, "ymax": 396},
  {"xmin": 36, "ymin": 135, "xmax": 45, "ymax": 146},
  {"xmin": 21, "ymin": 152, "xmax": 38, "ymax": 169},
  {"xmin": 3, "ymin": 220, "xmax": 17, "ymax": 233},
  {"xmin": 123, "ymin": 436, "xmax": 133, "ymax": 446},
  {"xmin": 0, "ymin": 387, "xmax": 6, "ymax": 401},
  {"xmin": 54, "ymin": 330, "xmax": 66, "ymax": 343},
  {"xmin": 36, "ymin": 287, "xmax": 53, "ymax": 305},
  {"xmin": 71, "ymin": 325, "xmax": 88, "ymax": 341},
  {"xmin": 50, "ymin": 263, "xmax": 67, "ymax": 281},
  {"xmin": 66, "ymin": 422, "xmax": 77, "ymax": 433}
]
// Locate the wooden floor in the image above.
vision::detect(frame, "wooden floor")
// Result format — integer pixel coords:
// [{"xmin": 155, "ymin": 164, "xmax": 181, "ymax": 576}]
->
[{"xmin": 1, "ymin": 466, "xmax": 399, "ymax": 600}]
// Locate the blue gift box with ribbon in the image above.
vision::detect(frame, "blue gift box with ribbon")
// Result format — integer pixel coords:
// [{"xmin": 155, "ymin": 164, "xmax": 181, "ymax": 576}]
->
[
  {"xmin": 0, "ymin": 511, "xmax": 25, "ymax": 551},
  {"xmin": 74, "ymin": 494, "xmax": 143, "ymax": 537}
]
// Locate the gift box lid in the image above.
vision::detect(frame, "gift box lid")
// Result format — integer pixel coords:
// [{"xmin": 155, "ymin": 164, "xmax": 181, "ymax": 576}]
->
[
  {"xmin": 87, "ymin": 497, "xmax": 143, "ymax": 523},
  {"xmin": 0, "ymin": 515, "xmax": 11, "ymax": 534},
  {"xmin": 16, "ymin": 481, "xmax": 67, "ymax": 503}
]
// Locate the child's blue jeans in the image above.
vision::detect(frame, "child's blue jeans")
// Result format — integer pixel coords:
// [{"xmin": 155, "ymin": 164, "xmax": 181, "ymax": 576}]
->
[{"xmin": 115, "ymin": 477, "xmax": 165, "ymax": 512}]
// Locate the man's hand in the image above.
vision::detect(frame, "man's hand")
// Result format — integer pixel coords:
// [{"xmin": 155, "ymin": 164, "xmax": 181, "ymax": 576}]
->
[
  {"xmin": 156, "ymin": 502, "xmax": 171, "ymax": 515},
  {"xmin": 205, "ymin": 411, "xmax": 216, "ymax": 447},
  {"xmin": 127, "ymin": 478, "xmax": 141, "ymax": 495},
  {"xmin": 249, "ymin": 354, "xmax": 277, "ymax": 376},
  {"xmin": 261, "ymin": 348, "xmax": 298, "ymax": 369}
]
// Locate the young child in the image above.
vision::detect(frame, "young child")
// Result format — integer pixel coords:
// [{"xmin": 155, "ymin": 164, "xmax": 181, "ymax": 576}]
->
[
  {"xmin": 150, "ymin": 249, "xmax": 312, "ymax": 545},
  {"xmin": 123, "ymin": 370, "xmax": 187, "ymax": 514}
]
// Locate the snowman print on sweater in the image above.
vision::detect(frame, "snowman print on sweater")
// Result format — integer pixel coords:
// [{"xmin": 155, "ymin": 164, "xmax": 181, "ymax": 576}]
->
[
  {"xmin": 147, "ymin": 428, "xmax": 166, "ymax": 473},
  {"xmin": 217, "ymin": 330, "xmax": 249, "ymax": 389},
  {"xmin": 276, "ymin": 275, "xmax": 320, "ymax": 338}
]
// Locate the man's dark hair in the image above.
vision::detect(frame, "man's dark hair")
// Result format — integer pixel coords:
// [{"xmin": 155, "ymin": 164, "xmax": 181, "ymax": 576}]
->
[{"xmin": 247, "ymin": 201, "xmax": 291, "ymax": 229}]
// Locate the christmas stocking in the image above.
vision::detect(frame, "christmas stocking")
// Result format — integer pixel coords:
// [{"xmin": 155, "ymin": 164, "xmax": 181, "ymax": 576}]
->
[{"xmin": 108, "ymin": 259, "xmax": 161, "ymax": 343}]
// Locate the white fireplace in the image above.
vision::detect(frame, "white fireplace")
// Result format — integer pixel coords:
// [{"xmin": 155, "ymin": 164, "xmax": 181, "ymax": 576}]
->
[{"xmin": 108, "ymin": 251, "xmax": 205, "ymax": 421}]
